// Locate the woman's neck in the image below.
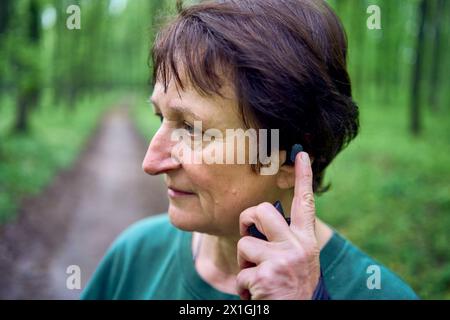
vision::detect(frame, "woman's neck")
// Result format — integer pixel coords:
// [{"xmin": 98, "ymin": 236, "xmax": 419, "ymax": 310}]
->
[
  {"xmin": 193, "ymin": 232, "xmax": 241, "ymax": 295},
  {"xmin": 193, "ymin": 218, "xmax": 333, "ymax": 295}
]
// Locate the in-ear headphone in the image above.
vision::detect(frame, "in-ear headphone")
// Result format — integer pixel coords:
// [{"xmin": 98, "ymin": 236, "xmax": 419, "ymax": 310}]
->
[
  {"xmin": 248, "ymin": 143, "xmax": 303, "ymax": 240},
  {"xmin": 284, "ymin": 143, "xmax": 303, "ymax": 166},
  {"xmin": 247, "ymin": 144, "xmax": 330, "ymax": 299}
]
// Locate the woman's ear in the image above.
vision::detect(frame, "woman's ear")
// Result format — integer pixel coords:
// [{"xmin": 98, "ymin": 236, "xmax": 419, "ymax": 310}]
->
[
  {"xmin": 276, "ymin": 150, "xmax": 314, "ymax": 190},
  {"xmin": 276, "ymin": 164, "xmax": 295, "ymax": 189},
  {"xmin": 276, "ymin": 150, "xmax": 295, "ymax": 189}
]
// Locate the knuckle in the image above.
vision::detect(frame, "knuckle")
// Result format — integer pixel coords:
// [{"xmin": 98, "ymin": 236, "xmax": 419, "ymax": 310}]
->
[
  {"xmin": 237, "ymin": 237, "xmax": 249, "ymax": 252},
  {"xmin": 274, "ymin": 257, "xmax": 291, "ymax": 270},
  {"xmin": 256, "ymin": 264, "xmax": 274, "ymax": 283},
  {"xmin": 239, "ymin": 207, "xmax": 253, "ymax": 223},
  {"xmin": 302, "ymin": 192, "xmax": 315, "ymax": 209},
  {"xmin": 254, "ymin": 202, "xmax": 272, "ymax": 220},
  {"xmin": 236, "ymin": 271, "xmax": 246, "ymax": 287},
  {"xmin": 239, "ymin": 206, "xmax": 251, "ymax": 218},
  {"xmin": 257, "ymin": 202, "xmax": 272, "ymax": 212},
  {"xmin": 283, "ymin": 252, "xmax": 305, "ymax": 267},
  {"xmin": 303, "ymin": 170, "xmax": 313, "ymax": 179}
]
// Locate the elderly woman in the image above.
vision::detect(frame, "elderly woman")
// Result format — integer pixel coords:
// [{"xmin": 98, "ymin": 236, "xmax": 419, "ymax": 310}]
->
[{"xmin": 81, "ymin": 0, "xmax": 417, "ymax": 300}]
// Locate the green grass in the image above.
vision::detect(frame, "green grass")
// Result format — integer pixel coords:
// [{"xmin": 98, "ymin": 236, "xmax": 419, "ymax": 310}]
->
[{"xmin": 0, "ymin": 92, "xmax": 116, "ymax": 222}]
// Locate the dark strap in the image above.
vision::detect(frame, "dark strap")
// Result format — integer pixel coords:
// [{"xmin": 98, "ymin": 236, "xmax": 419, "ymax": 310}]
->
[{"xmin": 311, "ymin": 270, "xmax": 331, "ymax": 300}]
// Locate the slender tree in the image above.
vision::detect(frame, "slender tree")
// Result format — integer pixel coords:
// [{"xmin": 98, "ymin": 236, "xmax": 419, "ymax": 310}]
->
[
  {"xmin": 0, "ymin": 0, "xmax": 12, "ymax": 158},
  {"xmin": 410, "ymin": 0, "xmax": 429, "ymax": 136},
  {"xmin": 0, "ymin": 2, "xmax": 10, "ymax": 34},
  {"xmin": 14, "ymin": 0, "xmax": 42, "ymax": 133},
  {"xmin": 428, "ymin": 0, "xmax": 444, "ymax": 111},
  {"xmin": 0, "ymin": 0, "xmax": 12, "ymax": 90}
]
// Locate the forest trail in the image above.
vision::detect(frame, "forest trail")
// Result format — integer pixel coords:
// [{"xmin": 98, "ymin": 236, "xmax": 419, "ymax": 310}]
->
[{"xmin": 0, "ymin": 106, "xmax": 168, "ymax": 299}]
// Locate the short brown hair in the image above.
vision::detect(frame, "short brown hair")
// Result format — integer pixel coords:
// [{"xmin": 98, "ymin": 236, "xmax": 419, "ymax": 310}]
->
[{"xmin": 151, "ymin": 0, "xmax": 359, "ymax": 194}]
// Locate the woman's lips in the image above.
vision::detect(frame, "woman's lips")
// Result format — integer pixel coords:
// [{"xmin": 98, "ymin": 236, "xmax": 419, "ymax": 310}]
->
[{"xmin": 167, "ymin": 187, "xmax": 195, "ymax": 198}]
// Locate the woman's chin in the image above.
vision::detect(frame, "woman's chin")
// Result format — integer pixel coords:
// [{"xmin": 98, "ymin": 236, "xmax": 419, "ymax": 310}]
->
[{"xmin": 168, "ymin": 205, "xmax": 202, "ymax": 232}]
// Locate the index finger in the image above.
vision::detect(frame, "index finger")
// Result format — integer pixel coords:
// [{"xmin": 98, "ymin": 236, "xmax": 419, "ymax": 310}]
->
[{"xmin": 290, "ymin": 151, "xmax": 316, "ymax": 233}]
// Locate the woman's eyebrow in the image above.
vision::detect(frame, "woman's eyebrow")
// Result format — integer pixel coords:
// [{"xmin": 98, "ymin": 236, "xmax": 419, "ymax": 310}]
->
[
  {"xmin": 170, "ymin": 104, "xmax": 205, "ymax": 122},
  {"xmin": 150, "ymin": 97, "xmax": 206, "ymax": 123}
]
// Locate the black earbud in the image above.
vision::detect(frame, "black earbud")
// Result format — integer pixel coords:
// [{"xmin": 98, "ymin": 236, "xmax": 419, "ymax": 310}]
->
[
  {"xmin": 284, "ymin": 143, "xmax": 303, "ymax": 166},
  {"xmin": 247, "ymin": 144, "xmax": 303, "ymax": 240},
  {"xmin": 246, "ymin": 143, "xmax": 330, "ymax": 299}
]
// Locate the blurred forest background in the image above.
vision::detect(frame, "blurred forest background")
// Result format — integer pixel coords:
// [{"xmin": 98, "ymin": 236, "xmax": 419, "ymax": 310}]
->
[{"xmin": 0, "ymin": 0, "xmax": 449, "ymax": 299}]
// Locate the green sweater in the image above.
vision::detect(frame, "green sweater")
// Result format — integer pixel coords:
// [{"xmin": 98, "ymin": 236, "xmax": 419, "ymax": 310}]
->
[{"xmin": 81, "ymin": 214, "xmax": 418, "ymax": 300}]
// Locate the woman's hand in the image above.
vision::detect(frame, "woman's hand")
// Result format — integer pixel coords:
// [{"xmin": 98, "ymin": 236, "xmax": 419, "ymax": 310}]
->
[{"xmin": 236, "ymin": 152, "xmax": 320, "ymax": 300}]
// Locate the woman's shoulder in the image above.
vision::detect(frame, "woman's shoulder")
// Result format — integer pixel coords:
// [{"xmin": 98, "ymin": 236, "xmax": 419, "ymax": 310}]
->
[
  {"xmin": 81, "ymin": 213, "xmax": 179, "ymax": 299},
  {"xmin": 322, "ymin": 231, "xmax": 419, "ymax": 300},
  {"xmin": 112, "ymin": 213, "xmax": 178, "ymax": 251}
]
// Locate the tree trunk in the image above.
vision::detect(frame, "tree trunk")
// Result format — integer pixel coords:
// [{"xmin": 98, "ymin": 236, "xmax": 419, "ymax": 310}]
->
[
  {"xmin": 0, "ymin": 0, "xmax": 12, "ymax": 92},
  {"xmin": 15, "ymin": 90, "xmax": 31, "ymax": 133},
  {"xmin": 14, "ymin": 0, "xmax": 41, "ymax": 133},
  {"xmin": 428, "ymin": 0, "xmax": 444, "ymax": 111},
  {"xmin": 410, "ymin": 0, "xmax": 428, "ymax": 136},
  {"xmin": 0, "ymin": 0, "xmax": 11, "ymax": 35}
]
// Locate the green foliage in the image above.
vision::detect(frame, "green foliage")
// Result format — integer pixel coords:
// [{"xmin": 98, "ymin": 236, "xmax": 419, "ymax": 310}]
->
[
  {"xmin": 311, "ymin": 1, "xmax": 450, "ymax": 299},
  {"xmin": 131, "ymin": 92, "xmax": 162, "ymax": 142},
  {"xmin": 315, "ymin": 97, "xmax": 450, "ymax": 299},
  {"xmin": 327, "ymin": 0, "xmax": 450, "ymax": 113},
  {"xmin": 0, "ymin": 0, "xmax": 169, "ymax": 220},
  {"xmin": 0, "ymin": 93, "xmax": 115, "ymax": 222}
]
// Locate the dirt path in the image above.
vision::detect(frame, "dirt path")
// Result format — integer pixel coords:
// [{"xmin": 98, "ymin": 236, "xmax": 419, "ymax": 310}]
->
[{"xmin": 0, "ymin": 106, "xmax": 168, "ymax": 299}]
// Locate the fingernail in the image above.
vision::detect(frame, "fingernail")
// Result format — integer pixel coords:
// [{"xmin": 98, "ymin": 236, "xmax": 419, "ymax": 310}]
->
[{"xmin": 301, "ymin": 152, "xmax": 310, "ymax": 164}]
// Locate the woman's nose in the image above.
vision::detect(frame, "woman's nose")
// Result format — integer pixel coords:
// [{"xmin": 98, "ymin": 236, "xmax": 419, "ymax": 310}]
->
[{"xmin": 142, "ymin": 128, "xmax": 180, "ymax": 175}]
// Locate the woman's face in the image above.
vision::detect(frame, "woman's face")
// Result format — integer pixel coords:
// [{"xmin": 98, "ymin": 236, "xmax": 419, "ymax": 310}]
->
[{"xmin": 143, "ymin": 77, "xmax": 286, "ymax": 237}]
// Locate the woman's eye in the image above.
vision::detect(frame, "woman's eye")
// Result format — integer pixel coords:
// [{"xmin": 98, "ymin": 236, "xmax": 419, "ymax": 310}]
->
[
  {"xmin": 183, "ymin": 121, "xmax": 195, "ymax": 135},
  {"xmin": 183, "ymin": 121, "xmax": 204, "ymax": 138}
]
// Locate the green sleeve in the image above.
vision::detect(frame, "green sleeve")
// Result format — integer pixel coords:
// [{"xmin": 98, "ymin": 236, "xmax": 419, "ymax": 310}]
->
[{"xmin": 80, "ymin": 214, "xmax": 172, "ymax": 299}]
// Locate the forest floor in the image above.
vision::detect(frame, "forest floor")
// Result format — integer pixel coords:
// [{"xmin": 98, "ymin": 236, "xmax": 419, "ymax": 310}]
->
[{"xmin": 0, "ymin": 106, "xmax": 168, "ymax": 299}]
